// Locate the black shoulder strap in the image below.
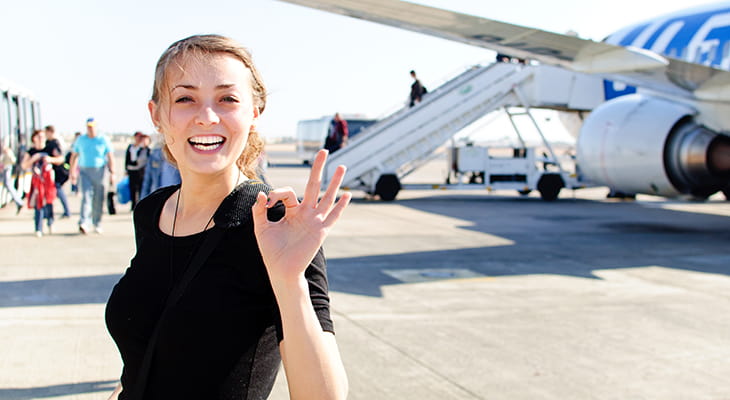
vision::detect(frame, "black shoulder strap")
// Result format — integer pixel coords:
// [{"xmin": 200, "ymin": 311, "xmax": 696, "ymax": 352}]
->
[{"xmin": 128, "ymin": 226, "xmax": 226, "ymax": 400}]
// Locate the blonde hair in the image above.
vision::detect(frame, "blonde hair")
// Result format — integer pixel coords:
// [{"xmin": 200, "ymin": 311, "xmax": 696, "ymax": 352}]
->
[{"xmin": 151, "ymin": 34, "xmax": 267, "ymax": 179}]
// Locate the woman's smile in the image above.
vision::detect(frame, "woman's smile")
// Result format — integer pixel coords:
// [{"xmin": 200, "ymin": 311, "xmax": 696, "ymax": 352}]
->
[{"xmin": 188, "ymin": 135, "xmax": 227, "ymax": 153}]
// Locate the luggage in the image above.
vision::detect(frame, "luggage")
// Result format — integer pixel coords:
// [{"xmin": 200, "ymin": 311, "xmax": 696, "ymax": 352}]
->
[
  {"xmin": 107, "ymin": 191, "xmax": 117, "ymax": 215},
  {"xmin": 117, "ymin": 176, "xmax": 131, "ymax": 204}
]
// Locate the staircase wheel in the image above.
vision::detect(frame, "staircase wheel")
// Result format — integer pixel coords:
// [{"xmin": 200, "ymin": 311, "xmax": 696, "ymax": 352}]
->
[
  {"xmin": 375, "ymin": 174, "xmax": 401, "ymax": 201},
  {"xmin": 537, "ymin": 174, "xmax": 564, "ymax": 201}
]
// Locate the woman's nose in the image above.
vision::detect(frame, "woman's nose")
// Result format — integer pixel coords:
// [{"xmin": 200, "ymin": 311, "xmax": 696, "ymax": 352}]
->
[{"xmin": 196, "ymin": 105, "xmax": 220, "ymax": 126}]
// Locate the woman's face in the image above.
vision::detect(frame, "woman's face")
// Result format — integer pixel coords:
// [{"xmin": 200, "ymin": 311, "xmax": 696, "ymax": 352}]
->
[
  {"xmin": 150, "ymin": 53, "xmax": 258, "ymax": 177},
  {"xmin": 32, "ymin": 132, "xmax": 46, "ymax": 149}
]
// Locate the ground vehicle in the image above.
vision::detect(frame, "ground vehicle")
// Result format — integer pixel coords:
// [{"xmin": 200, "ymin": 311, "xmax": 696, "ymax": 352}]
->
[
  {"xmin": 296, "ymin": 115, "xmax": 376, "ymax": 164},
  {"xmin": 445, "ymin": 144, "xmax": 573, "ymax": 201},
  {"xmin": 0, "ymin": 78, "xmax": 42, "ymax": 207}
]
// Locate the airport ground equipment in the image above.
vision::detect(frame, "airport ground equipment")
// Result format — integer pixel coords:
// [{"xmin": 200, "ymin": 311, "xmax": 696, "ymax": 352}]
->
[
  {"xmin": 321, "ymin": 62, "xmax": 603, "ymax": 200},
  {"xmin": 444, "ymin": 145, "xmax": 568, "ymax": 201}
]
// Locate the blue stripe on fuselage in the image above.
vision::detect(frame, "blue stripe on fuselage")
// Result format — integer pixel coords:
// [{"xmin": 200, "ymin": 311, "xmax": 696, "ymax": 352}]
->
[
  {"xmin": 603, "ymin": 80, "xmax": 637, "ymax": 99},
  {"xmin": 617, "ymin": 23, "xmax": 651, "ymax": 46},
  {"xmin": 605, "ymin": 6, "xmax": 730, "ymax": 100}
]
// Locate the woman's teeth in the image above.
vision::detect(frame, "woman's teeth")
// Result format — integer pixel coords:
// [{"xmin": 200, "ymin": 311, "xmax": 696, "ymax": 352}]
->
[{"xmin": 188, "ymin": 136, "xmax": 225, "ymax": 150}]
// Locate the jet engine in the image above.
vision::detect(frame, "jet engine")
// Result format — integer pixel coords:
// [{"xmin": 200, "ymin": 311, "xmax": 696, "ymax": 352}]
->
[{"xmin": 576, "ymin": 94, "xmax": 730, "ymax": 199}]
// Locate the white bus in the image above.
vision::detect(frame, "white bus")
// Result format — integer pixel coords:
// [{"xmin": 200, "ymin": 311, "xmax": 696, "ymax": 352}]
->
[
  {"xmin": 0, "ymin": 78, "xmax": 42, "ymax": 207},
  {"xmin": 296, "ymin": 115, "xmax": 376, "ymax": 164}
]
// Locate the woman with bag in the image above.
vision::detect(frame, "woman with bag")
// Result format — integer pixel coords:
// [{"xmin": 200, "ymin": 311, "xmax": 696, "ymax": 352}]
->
[
  {"xmin": 104, "ymin": 35, "xmax": 349, "ymax": 400},
  {"xmin": 21, "ymin": 130, "xmax": 59, "ymax": 237}
]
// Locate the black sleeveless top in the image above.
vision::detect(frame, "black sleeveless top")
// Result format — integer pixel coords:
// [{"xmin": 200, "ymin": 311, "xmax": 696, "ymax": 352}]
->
[{"xmin": 105, "ymin": 183, "xmax": 334, "ymax": 399}]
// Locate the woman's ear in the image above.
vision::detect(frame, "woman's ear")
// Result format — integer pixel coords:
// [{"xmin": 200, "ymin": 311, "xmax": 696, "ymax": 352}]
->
[{"xmin": 148, "ymin": 100, "xmax": 161, "ymax": 131}]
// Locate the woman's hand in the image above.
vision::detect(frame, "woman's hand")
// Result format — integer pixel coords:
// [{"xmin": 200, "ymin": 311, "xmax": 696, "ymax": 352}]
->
[{"xmin": 252, "ymin": 149, "xmax": 351, "ymax": 284}]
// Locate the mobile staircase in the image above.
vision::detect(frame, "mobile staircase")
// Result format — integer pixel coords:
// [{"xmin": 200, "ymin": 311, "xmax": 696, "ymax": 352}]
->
[{"xmin": 322, "ymin": 62, "xmax": 601, "ymax": 200}]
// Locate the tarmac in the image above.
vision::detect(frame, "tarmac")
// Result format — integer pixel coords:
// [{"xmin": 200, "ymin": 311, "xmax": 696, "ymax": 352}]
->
[{"xmin": 1, "ymin": 148, "xmax": 730, "ymax": 399}]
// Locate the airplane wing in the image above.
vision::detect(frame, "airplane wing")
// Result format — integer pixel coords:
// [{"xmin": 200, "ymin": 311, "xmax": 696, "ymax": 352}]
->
[{"xmin": 277, "ymin": 0, "xmax": 730, "ymax": 102}]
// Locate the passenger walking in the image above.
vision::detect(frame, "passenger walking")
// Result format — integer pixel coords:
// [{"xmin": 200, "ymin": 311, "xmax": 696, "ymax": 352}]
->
[
  {"xmin": 104, "ymin": 34, "xmax": 350, "ymax": 400},
  {"xmin": 323, "ymin": 112, "xmax": 348, "ymax": 154},
  {"xmin": 21, "ymin": 130, "xmax": 59, "ymax": 237},
  {"xmin": 1, "ymin": 139, "xmax": 24, "ymax": 214},
  {"xmin": 69, "ymin": 118, "xmax": 115, "ymax": 234},
  {"xmin": 124, "ymin": 131, "xmax": 150, "ymax": 210},
  {"xmin": 409, "ymin": 69, "xmax": 427, "ymax": 107},
  {"xmin": 140, "ymin": 139, "xmax": 181, "ymax": 199},
  {"xmin": 44, "ymin": 125, "xmax": 71, "ymax": 218}
]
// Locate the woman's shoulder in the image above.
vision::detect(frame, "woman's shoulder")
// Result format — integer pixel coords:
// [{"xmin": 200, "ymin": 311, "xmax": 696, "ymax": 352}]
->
[{"xmin": 214, "ymin": 179, "xmax": 274, "ymax": 229}]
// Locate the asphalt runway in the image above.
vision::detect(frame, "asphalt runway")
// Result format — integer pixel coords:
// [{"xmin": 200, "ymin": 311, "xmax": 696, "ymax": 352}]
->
[{"xmin": 1, "ymin": 149, "xmax": 729, "ymax": 399}]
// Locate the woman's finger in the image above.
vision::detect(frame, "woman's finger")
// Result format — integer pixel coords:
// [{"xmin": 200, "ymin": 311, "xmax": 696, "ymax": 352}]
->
[
  {"xmin": 317, "ymin": 165, "xmax": 347, "ymax": 212},
  {"xmin": 301, "ymin": 149, "xmax": 327, "ymax": 208},
  {"xmin": 323, "ymin": 191, "xmax": 352, "ymax": 229},
  {"xmin": 266, "ymin": 187, "xmax": 300, "ymax": 209},
  {"xmin": 251, "ymin": 191, "xmax": 269, "ymax": 230}
]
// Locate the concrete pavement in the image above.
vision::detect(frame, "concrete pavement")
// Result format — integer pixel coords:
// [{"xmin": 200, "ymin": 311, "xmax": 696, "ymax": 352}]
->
[{"xmin": 1, "ymin": 156, "xmax": 730, "ymax": 399}]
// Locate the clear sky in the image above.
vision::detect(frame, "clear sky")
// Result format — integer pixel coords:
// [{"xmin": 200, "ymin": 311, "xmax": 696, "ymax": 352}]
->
[{"xmin": 0, "ymin": 0, "xmax": 715, "ymax": 140}]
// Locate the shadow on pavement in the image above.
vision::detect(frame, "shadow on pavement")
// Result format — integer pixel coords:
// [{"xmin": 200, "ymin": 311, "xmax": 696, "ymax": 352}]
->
[
  {"xmin": 329, "ymin": 195, "xmax": 730, "ymax": 297},
  {"xmin": 0, "ymin": 275, "xmax": 120, "ymax": 307},
  {"xmin": 2, "ymin": 195, "xmax": 729, "ymax": 303},
  {"xmin": 0, "ymin": 380, "xmax": 117, "ymax": 399}
]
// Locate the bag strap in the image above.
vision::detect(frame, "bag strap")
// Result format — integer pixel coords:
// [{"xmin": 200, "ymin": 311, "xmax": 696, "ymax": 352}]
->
[{"xmin": 129, "ymin": 226, "xmax": 226, "ymax": 400}]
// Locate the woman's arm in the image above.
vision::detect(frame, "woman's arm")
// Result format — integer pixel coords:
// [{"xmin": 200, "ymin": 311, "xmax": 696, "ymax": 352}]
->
[
  {"xmin": 252, "ymin": 149, "xmax": 350, "ymax": 400},
  {"xmin": 20, "ymin": 152, "xmax": 36, "ymax": 171},
  {"xmin": 274, "ymin": 276, "xmax": 348, "ymax": 400}
]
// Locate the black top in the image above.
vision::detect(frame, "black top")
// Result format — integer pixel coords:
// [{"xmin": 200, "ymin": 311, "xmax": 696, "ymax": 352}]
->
[
  {"xmin": 27, "ymin": 148, "xmax": 49, "ymax": 170},
  {"xmin": 105, "ymin": 183, "xmax": 334, "ymax": 399},
  {"xmin": 125, "ymin": 144, "xmax": 149, "ymax": 172}
]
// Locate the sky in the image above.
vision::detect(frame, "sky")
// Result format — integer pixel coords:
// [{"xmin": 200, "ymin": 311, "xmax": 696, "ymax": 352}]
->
[{"xmin": 0, "ymin": 0, "xmax": 717, "ymax": 142}]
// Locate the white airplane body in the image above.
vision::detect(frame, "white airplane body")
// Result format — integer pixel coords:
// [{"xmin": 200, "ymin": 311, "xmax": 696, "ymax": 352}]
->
[{"xmin": 278, "ymin": 0, "xmax": 730, "ymax": 200}]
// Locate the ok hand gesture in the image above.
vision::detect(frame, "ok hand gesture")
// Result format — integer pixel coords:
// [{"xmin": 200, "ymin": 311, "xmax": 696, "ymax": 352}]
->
[{"xmin": 252, "ymin": 150, "xmax": 351, "ymax": 284}]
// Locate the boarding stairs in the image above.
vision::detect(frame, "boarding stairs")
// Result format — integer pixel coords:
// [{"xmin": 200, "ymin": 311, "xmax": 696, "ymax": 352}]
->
[{"xmin": 322, "ymin": 62, "xmax": 601, "ymax": 199}]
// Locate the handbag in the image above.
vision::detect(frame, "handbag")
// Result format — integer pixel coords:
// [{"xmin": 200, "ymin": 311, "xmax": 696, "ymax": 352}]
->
[
  {"xmin": 107, "ymin": 191, "xmax": 117, "ymax": 215},
  {"xmin": 117, "ymin": 176, "xmax": 131, "ymax": 204}
]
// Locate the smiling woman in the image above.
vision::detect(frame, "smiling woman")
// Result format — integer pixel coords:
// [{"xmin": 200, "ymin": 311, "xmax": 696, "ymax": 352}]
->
[{"xmin": 104, "ymin": 34, "xmax": 350, "ymax": 400}]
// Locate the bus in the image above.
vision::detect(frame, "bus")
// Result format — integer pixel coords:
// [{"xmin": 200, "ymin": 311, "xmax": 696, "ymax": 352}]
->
[
  {"xmin": 0, "ymin": 78, "xmax": 42, "ymax": 208},
  {"xmin": 296, "ymin": 115, "xmax": 376, "ymax": 164}
]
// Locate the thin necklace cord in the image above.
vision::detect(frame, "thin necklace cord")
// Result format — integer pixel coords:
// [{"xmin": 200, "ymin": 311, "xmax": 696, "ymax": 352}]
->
[{"xmin": 168, "ymin": 169, "xmax": 241, "ymax": 288}]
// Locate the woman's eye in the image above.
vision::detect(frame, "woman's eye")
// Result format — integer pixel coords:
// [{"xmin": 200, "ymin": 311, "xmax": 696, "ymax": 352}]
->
[
  {"xmin": 175, "ymin": 96, "xmax": 193, "ymax": 103},
  {"xmin": 221, "ymin": 96, "xmax": 239, "ymax": 103}
]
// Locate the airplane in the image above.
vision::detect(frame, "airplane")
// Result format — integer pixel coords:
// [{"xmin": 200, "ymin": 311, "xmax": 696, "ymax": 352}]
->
[{"xmin": 276, "ymin": 0, "xmax": 730, "ymax": 201}]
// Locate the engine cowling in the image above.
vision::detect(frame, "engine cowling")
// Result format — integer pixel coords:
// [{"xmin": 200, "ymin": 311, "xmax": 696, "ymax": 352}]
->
[{"xmin": 576, "ymin": 94, "xmax": 730, "ymax": 198}]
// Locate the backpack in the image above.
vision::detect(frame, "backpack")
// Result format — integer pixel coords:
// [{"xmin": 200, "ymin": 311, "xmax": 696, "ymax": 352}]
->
[{"xmin": 54, "ymin": 152, "xmax": 72, "ymax": 185}]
